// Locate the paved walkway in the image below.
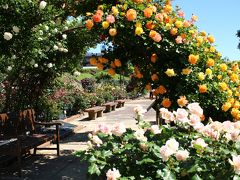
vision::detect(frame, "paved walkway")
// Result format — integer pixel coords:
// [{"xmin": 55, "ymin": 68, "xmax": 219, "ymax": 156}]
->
[{"xmin": 3, "ymin": 98, "xmax": 156, "ymax": 180}]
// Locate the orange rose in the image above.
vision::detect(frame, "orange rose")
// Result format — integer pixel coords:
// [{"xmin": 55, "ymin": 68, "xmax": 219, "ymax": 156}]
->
[
  {"xmin": 188, "ymin": 54, "xmax": 199, "ymax": 65},
  {"xmin": 151, "ymin": 54, "xmax": 157, "ymax": 63},
  {"xmin": 170, "ymin": 28, "xmax": 178, "ymax": 36},
  {"xmin": 85, "ymin": 19, "xmax": 94, "ymax": 30},
  {"xmin": 108, "ymin": 68, "xmax": 116, "ymax": 76},
  {"xmin": 114, "ymin": 59, "xmax": 122, "ymax": 67},
  {"xmin": 207, "ymin": 35, "xmax": 215, "ymax": 43},
  {"xmin": 162, "ymin": 98, "xmax": 171, "ymax": 108},
  {"xmin": 126, "ymin": 9, "xmax": 137, "ymax": 21},
  {"xmin": 177, "ymin": 96, "xmax": 188, "ymax": 107},
  {"xmin": 109, "ymin": 28, "xmax": 117, "ymax": 36},
  {"xmin": 206, "ymin": 58, "xmax": 215, "ymax": 67},
  {"xmin": 89, "ymin": 57, "xmax": 97, "ymax": 65},
  {"xmin": 92, "ymin": 14, "xmax": 102, "ymax": 23},
  {"xmin": 146, "ymin": 21, "xmax": 155, "ymax": 30},
  {"xmin": 97, "ymin": 63, "xmax": 104, "ymax": 70},
  {"xmin": 145, "ymin": 84, "xmax": 152, "ymax": 90},
  {"xmin": 157, "ymin": 85, "xmax": 167, "ymax": 94},
  {"xmin": 151, "ymin": 74, "xmax": 158, "ymax": 81},
  {"xmin": 198, "ymin": 84, "xmax": 207, "ymax": 93},
  {"xmin": 143, "ymin": 8, "xmax": 153, "ymax": 18}
]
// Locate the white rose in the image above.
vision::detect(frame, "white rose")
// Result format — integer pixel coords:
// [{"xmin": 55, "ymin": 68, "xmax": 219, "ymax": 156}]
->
[
  {"xmin": 63, "ymin": 48, "xmax": 68, "ymax": 53},
  {"xmin": 12, "ymin": 26, "xmax": 20, "ymax": 33},
  {"xmin": 39, "ymin": 30, "xmax": 43, "ymax": 35},
  {"xmin": 2, "ymin": 4, "xmax": 8, "ymax": 9},
  {"xmin": 45, "ymin": 26, "xmax": 49, "ymax": 31},
  {"xmin": 53, "ymin": 28, "xmax": 58, "ymax": 33},
  {"xmin": 34, "ymin": 64, "xmax": 38, "ymax": 68},
  {"xmin": 176, "ymin": 150, "xmax": 189, "ymax": 161},
  {"xmin": 73, "ymin": 71, "xmax": 81, "ymax": 76},
  {"xmin": 47, "ymin": 63, "xmax": 53, "ymax": 68},
  {"xmin": 39, "ymin": 1, "xmax": 47, "ymax": 10},
  {"xmin": 166, "ymin": 138, "xmax": 179, "ymax": 153},
  {"xmin": 62, "ymin": 34, "xmax": 67, "ymax": 39},
  {"xmin": 4, "ymin": 32, "xmax": 13, "ymax": 41},
  {"xmin": 53, "ymin": 45, "xmax": 58, "ymax": 51},
  {"xmin": 7, "ymin": 66, "xmax": 12, "ymax": 71},
  {"xmin": 11, "ymin": 55, "xmax": 16, "ymax": 59}
]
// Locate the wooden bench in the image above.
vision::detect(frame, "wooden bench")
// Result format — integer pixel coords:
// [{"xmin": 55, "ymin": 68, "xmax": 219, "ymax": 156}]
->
[
  {"xmin": 103, "ymin": 102, "xmax": 118, "ymax": 113},
  {"xmin": 115, "ymin": 100, "xmax": 126, "ymax": 108},
  {"xmin": 0, "ymin": 109, "xmax": 62, "ymax": 176},
  {"xmin": 84, "ymin": 106, "xmax": 105, "ymax": 120}
]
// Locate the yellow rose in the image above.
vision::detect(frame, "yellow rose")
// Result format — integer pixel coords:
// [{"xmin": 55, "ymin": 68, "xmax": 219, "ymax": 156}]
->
[
  {"xmin": 230, "ymin": 73, "xmax": 238, "ymax": 82},
  {"xmin": 231, "ymin": 108, "xmax": 239, "ymax": 118},
  {"xmin": 217, "ymin": 75, "xmax": 222, "ymax": 80},
  {"xmin": 207, "ymin": 35, "xmax": 215, "ymax": 43},
  {"xmin": 177, "ymin": 96, "xmax": 188, "ymax": 107},
  {"xmin": 222, "ymin": 102, "xmax": 232, "ymax": 112},
  {"xmin": 227, "ymin": 90, "xmax": 233, "ymax": 96},
  {"xmin": 165, "ymin": 68, "xmax": 176, "ymax": 77},
  {"xmin": 102, "ymin": 21, "xmax": 109, "ymax": 29},
  {"xmin": 164, "ymin": 5, "xmax": 172, "ymax": 13},
  {"xmin": 135, "ymin": 27, "xmax": 144, "ymax": 36},
  {"xmin": 188, "ymin": 54, "xmax": 199, "ymax": 65},
  {"xmin": 200, "ymin": 31, "xmax": 206, "ymax": 36},
  {"xmin": 196, "ymin": 36, "xmax": 203, "ymax": 44},
  {"xmin": 234, "ymin": 101, "xmax": 240, "ymax": 109},
  {"xmin": 112, "ymin": 6, "xmax": 119, "ymax": 16},
  {"xmin": 219, "ymin": 63, "xmax": 228, "ymax": 71},
  {"xmin": 175, "ymin": 20, "xmax": 183, "ymax": 28},
  {"xmin": 219, "ymin": 82, "xmax": 228, "ymax": 91},
  {"xmin": 209, "ymin": 46, "xmax": 215, "ymax": 52},
  {"xmin": 205, "ymin": 68, "xmax": 212, "ymax": 75},
  {"xmin": 198, "ymin": 72, "xmax": 205, "ymax": 81},
  {"xmin": 170, "ymin": 28, "xmax": 178, "ymax": 36}
]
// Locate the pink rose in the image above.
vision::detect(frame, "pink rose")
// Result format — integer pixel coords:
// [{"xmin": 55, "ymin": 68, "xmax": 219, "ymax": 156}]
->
[
  {"xmin": 176, "ymin": 150, "xmax": 189, "ymax": 161},
  {"xmin": 175, "ymin": 36, "xmax": 183, "ymax": 44},
  {"xmin": 222, "ymin": 121, "xmax": 235, "ymax": 133},
  {"xmin": 93, "ymin": 124, "xmax": 112, "ymax": 135},
  {"xmin": 187, "ymin": 103, "xmax": 203, "ymax": 117},
  {"xmin": 174, "ymin": 108, "xmax": 189, "ymax": 123},
  {"xmin": 134, "ymin": 129, "xmax": 147, "ymax": 142},
  {"xmin": 152, "ymin": 33, "xmax": 162, "ymax": 42},
  {"xmin": 150, "ymin": 125, "xmax": 161, "ymax": 134},
  {"xmin": 92, "ymin": 135, "xmax": 103, "ymax": 146},
  {"xmin": 112, "ymin": 123, "xmax": 126, "ymax": 136},
  {"xmin": 191, "ymin": 138, "xmax": 208, "ymax": 149},
  {"xmin": 229, "ymin": 155, "xmax": 240, "ymax": 175},
  {"xmin": 166, "ymin": 138, "xmax": 179, "ymax": 153},
  {"xmin": 160, "ymin": 108, "xmax": 175, "ymax": 123},
  {"xmin": 106, "ymin": 15, "xmax": 115, "ymax": 23},
  {"xmin": 155, "ymin": 13, "xmax": 163, "ymax": 22},
  {"xmin": 183, "ymin": 20, "xmax": 191, "ymax": 28},
  {"xmin": 160, "ymin": 145, "xmax": 174, "ymax": 161},
  {"xmin": 177, "ymin": 10, "xmax": 185, "ymax": 17},
  {"xmin": 188, "ymin": 114, "xmax": 201, "ymax": 126},
  {"xmin": 106, "ymin": 168, "xmax": 121, "ymax": 180}
]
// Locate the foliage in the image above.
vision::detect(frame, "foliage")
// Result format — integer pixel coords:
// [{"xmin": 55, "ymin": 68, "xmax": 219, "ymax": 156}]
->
[
  {"xmin": 0, "ymin": 0, "xmax": 98, "ymax": 112},
  {"xmin": 84, "ymin": 0, "xmax": 240, "ymax": 121},
  {"xmin": 81, "ymin": 78, "xmax": 97, "ymax": 92},
  {"xmin": 77, "ymin": 104, "xmax": 240, "ymax": 179}
]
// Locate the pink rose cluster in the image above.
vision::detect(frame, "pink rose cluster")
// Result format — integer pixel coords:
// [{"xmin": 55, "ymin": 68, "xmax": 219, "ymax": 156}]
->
[
  {"xmin": 134, "ymin": 105, "xmax": 147, "ymax": 119},
  {"xmin": 93, "ymin": 123, "xmax": 126, "ymax": 137},
  {"xmin": 160, "ymin": 138, "xmax": 189, "ymax": 162}
]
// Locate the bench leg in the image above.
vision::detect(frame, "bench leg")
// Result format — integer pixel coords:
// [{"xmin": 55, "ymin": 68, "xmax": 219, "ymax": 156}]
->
[
  {"xmin": 116, "ymin": 103, "xmax": 121, "ymax": 108},
  {"xmin": 97, "ymin": 111, "xmax": 103, "ymax": 117},
  {"xmin": 112, "ymin": 106, "xmax": 116, "ymax": 111},
  {"xmin": 34, "ymin": 148, "xmax": 37, "ymax": 155},
  {"xmin": 56, "ymin": 125, "xmax": 60, "ymax": 156},
  {"xmin": 89, "ymin": 112, "xmax": 96, "ymax": 120},
  {"xmin": 105, "ymin": 106, "xmax": 111, "ymax": 113}
]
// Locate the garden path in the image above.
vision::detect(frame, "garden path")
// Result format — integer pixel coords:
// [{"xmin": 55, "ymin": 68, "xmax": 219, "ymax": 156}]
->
[{"xmin": 4, "ymin": 98, "xmax": 156, "ymax": 180}]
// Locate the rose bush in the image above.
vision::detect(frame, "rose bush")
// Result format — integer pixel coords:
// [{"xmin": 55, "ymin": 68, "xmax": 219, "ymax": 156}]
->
[
  {"xmin": 83, "ymin": 0, "xmax": 240, "ymax": 121},
  {"xmin": 77, "ymin": 104, "xmax": 240, "ymax": 179}
]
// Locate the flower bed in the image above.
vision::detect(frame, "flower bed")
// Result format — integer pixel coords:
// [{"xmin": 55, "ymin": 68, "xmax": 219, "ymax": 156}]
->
[{"xmin": 77, "ymin": 103, "xmax": 240, "ymax": 179}]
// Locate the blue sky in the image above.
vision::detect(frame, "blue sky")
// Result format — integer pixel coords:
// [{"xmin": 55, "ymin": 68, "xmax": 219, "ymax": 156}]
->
[
  {"xmin": 172, "ymin": 0, "xmax": 240, "ymax": 60},
  {"xmin": 89, "ymin": 0, "xmax": 240, "ymax": 60}
]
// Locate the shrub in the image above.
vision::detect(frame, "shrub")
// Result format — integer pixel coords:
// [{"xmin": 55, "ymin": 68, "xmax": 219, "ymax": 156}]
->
[{"xmin": 77, "ymin": 103, "xmax": 240, "ymax": 179}]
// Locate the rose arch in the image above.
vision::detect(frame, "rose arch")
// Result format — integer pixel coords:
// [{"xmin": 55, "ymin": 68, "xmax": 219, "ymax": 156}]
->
[{"xmin": 83, "ymin": 0, "xmax": 240, "ymax": 122}]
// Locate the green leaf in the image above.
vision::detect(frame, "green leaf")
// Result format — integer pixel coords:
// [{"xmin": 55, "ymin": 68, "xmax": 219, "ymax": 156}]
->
[
  {"xmin": 136, "ymin": 158, "xmax": 155, "ymax": 165},
  {"xmin": 88, "ymin": 163, "xmax": 101, "ymax": 175},
  {"xmin": 156, "ymin": 168, "xmax": 176, "ymax": 180},
  {"xmin": 191, "ymin": 174, "xmax": 203, "ymax": 180}
]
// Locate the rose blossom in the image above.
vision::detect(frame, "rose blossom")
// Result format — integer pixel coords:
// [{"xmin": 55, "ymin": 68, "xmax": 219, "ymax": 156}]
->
[
  {"xmin": 12, "ymin": 26, "xmax": 20, "ymax": 33},
  {"xmin": 4, "ymin": 32, "xmax": 13, "ymax": 40},
  {"xmin": 159, "ymin": 108, "xmax": 175, "ymax": 123},
  {"xmin": 166, "ymin": 138, "xmax": 179, "ymax": 153},
  {"xmin": 174, "ymin": 108, "xmax": 189, "ymax": 123},
  {"xmin": 134, "ymin": 105, "xmax": 147, "ymax": 118},
  {"xmin": 176, "ymin": 150, "xmax": 189, "ymax": 161},
  {"xmin": 92, "ymin": 135, "xmax": 103, "ymax": 146},
  {"xmin": 93, "ymin": 124, "xmax": 112, "ymax": 135},
  {"xmin": 188, "ymin": 114, "xmax": 201, "ymax": 126},
  {"xmin": 229, "ymin": 155, "xmax": 240, "ymax": 175},
  {"xmin": 39, "ymin": 1, "xmax": 47, "ymax": 9},
  {"xmin": 191, "ymin": 138, "xmax": 208, "ymax": 149},
  {"xmin": 177, "ymin": 10, "xmax": 185, "ymax": 17},
  {"xmin": 175, "ymin": 36, "xmax": 183, "ymax": 44},
  {"xmin": 187, "ymin": 103, "xmax": 203, "ymax": 117},
  {"xmin": 150, "ymin": 125, "xmax": 161, "ymax": 134},
  {"xmin": 160, "ymin": 145, "xmax": 174, "ymax": 161},
  {"xmin": 112, "ymin": 123, "xmax": 126, "ymax": 136},
  {"xmin": 134, "ymin": 129, "xmax": 147, "ymax": 142},
  {"xmin": 222, "ymin": 121, "xmax": 235, "ymax": 133},
  {"xmin": 106, "ymin": 168, "xmax": 121, "ymax": 180},
  {"xmin": 106, "ymin": 15, "xmax": 115, "ymax": 23}
]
